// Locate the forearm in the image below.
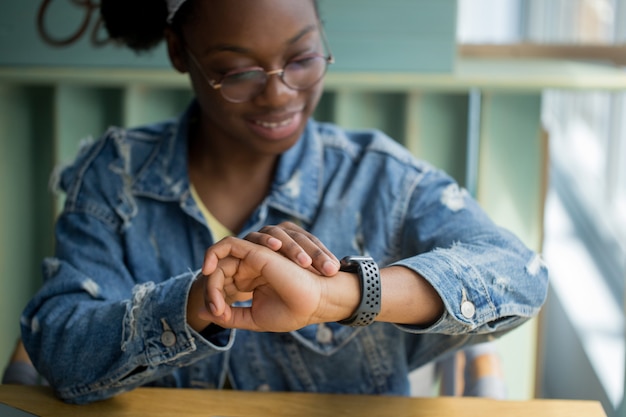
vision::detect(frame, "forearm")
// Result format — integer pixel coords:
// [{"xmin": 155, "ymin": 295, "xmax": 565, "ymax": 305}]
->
[
  {"xmin": 320, "ymin": 266, "xmax": 444, "ymax": 327},
  {"xmin": 22, "ymin": 269, "xmax": 227, "ymax": 403},
  {"xmin": 378, "ymin": 266, "xmax": 444, "ymax": 325}
]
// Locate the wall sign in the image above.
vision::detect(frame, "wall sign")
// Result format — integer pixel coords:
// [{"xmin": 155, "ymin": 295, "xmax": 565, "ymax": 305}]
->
[{"xmin": 37, "ymin": 0, "xmax": 109, "ymax": 48}]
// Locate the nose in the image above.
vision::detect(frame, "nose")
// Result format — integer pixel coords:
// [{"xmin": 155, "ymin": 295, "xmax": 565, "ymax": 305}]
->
[{"xmin": 254, "ymin": 70, "xmax": 297, "ymax": 107}]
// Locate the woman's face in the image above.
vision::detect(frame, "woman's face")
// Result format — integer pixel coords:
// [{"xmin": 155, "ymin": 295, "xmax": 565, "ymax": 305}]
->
[{"xmin": 171, "ymin": 0, "xmax": 325, "ymax": 157}]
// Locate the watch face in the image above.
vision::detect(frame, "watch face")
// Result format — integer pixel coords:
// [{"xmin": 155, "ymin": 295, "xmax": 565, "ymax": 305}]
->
[
  {"xmin": 340, "ymin": 255, "xmax": 373, "ymax": 267},
  {"xmin": 343, "ymin": 256, "xmax": 374, "ymax": 262}
]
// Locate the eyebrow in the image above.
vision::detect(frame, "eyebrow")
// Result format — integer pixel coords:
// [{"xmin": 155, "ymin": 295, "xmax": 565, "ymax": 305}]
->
[{"xmin": 204, "ymin": 24, "xmax": 318, "ymax": 56}]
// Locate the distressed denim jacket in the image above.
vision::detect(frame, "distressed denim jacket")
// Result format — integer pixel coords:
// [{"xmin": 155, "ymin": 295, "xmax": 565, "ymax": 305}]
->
[{"xmin": 21, "ymin": 102, "xmax": 548, "ymax": 404}]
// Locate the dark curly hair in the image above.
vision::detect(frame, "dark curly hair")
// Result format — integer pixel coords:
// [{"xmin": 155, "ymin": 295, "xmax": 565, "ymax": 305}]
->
[
  {"xmin": 100, "ymin": 0, "xmax": 320, "ymax": 53},
  {"xmin": 100, "ymin": 0, "xmax": 193, "ymax": 52}
]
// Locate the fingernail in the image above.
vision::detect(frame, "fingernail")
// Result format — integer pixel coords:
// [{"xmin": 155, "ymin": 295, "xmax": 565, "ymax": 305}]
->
[
  {"xmin": 209, "ymin": 303, "xmax": 218, "ymax": 315},
  {"xmin": 268, "ymin": 237, "xmax": 282, "ymax": 249},
  {"xmin": 323, "ymin": 260, "xmax": 339, "ymax": 275},
  {"xmin": 297, "ymin": 252, "xmax": 311, "ymax": 266}
]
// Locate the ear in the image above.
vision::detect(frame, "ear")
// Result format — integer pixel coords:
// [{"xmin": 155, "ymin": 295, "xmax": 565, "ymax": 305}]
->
[{"xmin": 165, "ymin": 27, "xmax": 188, "ymax": 74}]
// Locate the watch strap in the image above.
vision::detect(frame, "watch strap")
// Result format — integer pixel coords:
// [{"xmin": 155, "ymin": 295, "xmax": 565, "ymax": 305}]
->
[{"xmin": 337, "ymin": 256, "xmax": 381, "ymax": 327}]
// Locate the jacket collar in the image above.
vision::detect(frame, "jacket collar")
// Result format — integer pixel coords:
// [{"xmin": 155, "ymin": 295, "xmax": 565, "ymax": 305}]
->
[{"xmin": 132, "ymin": 100, "xmax": 323, "ymax": 225}]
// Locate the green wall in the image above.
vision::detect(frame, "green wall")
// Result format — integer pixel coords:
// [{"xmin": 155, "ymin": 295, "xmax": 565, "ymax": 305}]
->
[{"xmin": 0, "ymin": 86, "xmax": 55, "ymax": 366}]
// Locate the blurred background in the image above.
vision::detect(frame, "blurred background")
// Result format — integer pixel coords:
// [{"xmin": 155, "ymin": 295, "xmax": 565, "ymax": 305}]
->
[{"xmin": 0, "ymin": 1, "xmax": 625, "ymax": 416}]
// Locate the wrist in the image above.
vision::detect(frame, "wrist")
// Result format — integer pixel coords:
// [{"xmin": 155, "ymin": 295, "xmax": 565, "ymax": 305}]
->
[
  {"xmin": 316, "ymin": 270, "xmax": 361, "ymax": 324},
  {"xmin": 186, "ymin": 274, "xmax": 213, "ymax": 332}
]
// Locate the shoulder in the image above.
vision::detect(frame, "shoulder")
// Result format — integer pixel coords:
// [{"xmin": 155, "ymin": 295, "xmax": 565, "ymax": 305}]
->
[
  {"xmin": 308, "ymin": 120, "xmax": 460, "ymax": 206},
  {"xmin": 310, "ymin": 119, "xmax": 435, "ymax": 174},
  {"xmin": 53, "ymin": 119, "xmax": 177, "ymax": 211},
  {"xmin": 56, "ymin": 121, "xmax": 175, "ymax": 189}
]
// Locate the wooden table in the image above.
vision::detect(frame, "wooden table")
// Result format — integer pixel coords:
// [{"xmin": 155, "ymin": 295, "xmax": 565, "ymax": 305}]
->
[{"xmin": 0, "ymin": 385, "xmax": 607, "ymax": 417}]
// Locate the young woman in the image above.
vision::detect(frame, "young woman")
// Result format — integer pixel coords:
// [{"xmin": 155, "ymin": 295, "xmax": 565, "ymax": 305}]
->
[{"xmin": 20, "ymin": 0, "xmax": 548, "ymax": 404}]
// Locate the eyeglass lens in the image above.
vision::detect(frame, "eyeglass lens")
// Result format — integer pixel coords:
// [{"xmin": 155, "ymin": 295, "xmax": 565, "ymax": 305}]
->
[{"xmin": 220, "ymin": 56, "xmax": 329, "ymax": 103}]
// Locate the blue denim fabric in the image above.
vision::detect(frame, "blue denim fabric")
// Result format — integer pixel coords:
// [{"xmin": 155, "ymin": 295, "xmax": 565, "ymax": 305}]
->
[{"xmin": 21, "ymin": 102, "xmax": 548, "ymax": 404}]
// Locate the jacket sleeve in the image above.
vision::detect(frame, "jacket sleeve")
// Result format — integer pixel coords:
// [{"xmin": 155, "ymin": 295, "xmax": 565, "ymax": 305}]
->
[
  {"xmin": 20, "ymin": 139, "xmax": 232, "ymax": 404},
  {"xmin": 391, "ymin": 166, "xmax": 548, "ymax": 337}
]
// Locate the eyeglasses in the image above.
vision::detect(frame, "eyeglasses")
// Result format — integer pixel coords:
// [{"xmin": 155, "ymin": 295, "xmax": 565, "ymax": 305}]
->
[{"xmin": 186, "ymin": 27, "xmax": 334, "ymax": 103}]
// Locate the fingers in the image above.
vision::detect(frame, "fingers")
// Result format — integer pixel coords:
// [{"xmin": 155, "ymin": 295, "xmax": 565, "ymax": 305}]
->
[
  {"xmin": 198, "ymin": 262, "xmax": 229, "ymax": 320},
  {"xmin": 246, "ymin": 222, "xmax": 339, "ymax": 276},
  {"xmin": 198, "ymin": 235, "xmax": 326, "ymax": 333},
  {"xmin": 205, "ymin": 272, "xmax": 227, "ymax": 318},
  {"xmin": 189, "ymin": 272, "xmax": 256, "ymax": 332},
  {"xmin": 200, "ymin": 258, "xmax": 260, "ymax": 332},
  {"xmin": 204, "ymin": 256, "xmax": 254, "ymax": 316},
  {"xmin": 246, "ymin": 227, "xmax": 311, "ymax": 268},
  {"xmin": 244, "ymin": 232, "xmax": 283, "ymax": 251},
  {"xmin": 201, "ymin": 249, "xmax": 220, "ymax": 276},
  {"xmin": 201, "ymin": 237, "xmax": 258, "ymax": 276}
]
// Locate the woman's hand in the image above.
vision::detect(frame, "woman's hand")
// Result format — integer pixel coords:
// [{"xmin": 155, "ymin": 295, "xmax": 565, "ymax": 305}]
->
[
  {"xmin": 198, "ymin": 237, "xmax": 333, "ymax": 332},
  {"xmin": 244, "ymin": 222, "xmax": 340, "ymax": 276},
  {"xmin": 187, "ymin": 223, "xmax": 340, "ymax": 332}
]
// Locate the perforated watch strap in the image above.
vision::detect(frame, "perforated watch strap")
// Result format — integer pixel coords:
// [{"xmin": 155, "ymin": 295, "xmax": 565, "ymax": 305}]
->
[{"xmin": 337, "ymin": 256, "xmax": 381, "ymax": 327}]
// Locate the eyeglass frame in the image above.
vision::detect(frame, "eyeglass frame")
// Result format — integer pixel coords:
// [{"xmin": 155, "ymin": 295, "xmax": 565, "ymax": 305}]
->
[{"xmin": 185, "ymin": 23, "xmax": 335, "ymax": 103}]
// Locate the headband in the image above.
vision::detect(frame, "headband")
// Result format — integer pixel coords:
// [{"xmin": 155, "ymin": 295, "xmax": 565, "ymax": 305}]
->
[{"xmin": 166, "ymin": 0, "xmax": 188, "ymax": 23}]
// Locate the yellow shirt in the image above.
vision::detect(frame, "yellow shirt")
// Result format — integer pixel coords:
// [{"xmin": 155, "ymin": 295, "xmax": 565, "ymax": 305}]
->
[
  {"xmin": 189, "ymin": 184, "xmax": 233, "ymax": 240},
  {"xmin": 190, "ymin": 184, "xmax": 234, "ymax": 389}
]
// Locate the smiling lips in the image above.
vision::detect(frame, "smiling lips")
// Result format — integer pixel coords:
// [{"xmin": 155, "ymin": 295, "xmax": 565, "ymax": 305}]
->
[
  {"xmin": 248, "ymin": 112, "xmax": 303, "ymax": 141},
  {"xmin": 254, "ymin": 117, "xmax": 294, "ymax": 129}
]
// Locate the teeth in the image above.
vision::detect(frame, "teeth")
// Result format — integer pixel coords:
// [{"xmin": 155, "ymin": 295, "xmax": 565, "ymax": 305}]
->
[{"xmin": 255, "ymin": 117, "xmax": 293, "ymax": 129}]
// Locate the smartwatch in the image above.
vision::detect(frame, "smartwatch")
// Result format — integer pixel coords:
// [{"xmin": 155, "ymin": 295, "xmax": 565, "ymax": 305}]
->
[{"xmin": 337, "ymin": 256, "xmax": 381, "ymax": 327}]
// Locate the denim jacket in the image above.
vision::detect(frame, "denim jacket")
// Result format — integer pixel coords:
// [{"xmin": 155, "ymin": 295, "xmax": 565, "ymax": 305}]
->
[{"xmin": 21, "ymin": 102, "xmax": 548, "ymax": 404}]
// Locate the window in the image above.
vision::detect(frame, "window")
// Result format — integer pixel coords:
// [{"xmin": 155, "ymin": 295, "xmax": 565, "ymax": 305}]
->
[
  {"xmin": 459, "ymin": 0, "xmax": 625, "ymax": 413},
  {"xmin": 533, "ymin": 0, "xmax": 625, "ymax": 303}
]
